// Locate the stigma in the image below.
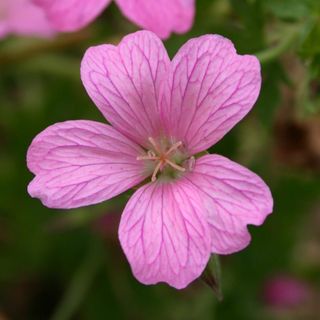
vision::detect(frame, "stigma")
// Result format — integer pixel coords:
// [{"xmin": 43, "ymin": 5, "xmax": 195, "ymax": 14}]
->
[{"xmin": 137, "ymin": 137, "xmax": 186, "ymax": 182}]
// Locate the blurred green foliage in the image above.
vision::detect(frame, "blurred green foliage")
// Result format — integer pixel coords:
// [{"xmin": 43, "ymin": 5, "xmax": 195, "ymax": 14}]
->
[{"xmin": 0, "ymin": 0, "xmax": 320, "ymax": 319}]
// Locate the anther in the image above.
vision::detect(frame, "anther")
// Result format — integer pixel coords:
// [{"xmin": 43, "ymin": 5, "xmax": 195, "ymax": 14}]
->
[
  {"xmin": 188, "ymin": 156, "xmax": 195, "ymax": 171},
  {"xmin": 147, "ymin": 150, "xmax": 156, "ymax": 157}
]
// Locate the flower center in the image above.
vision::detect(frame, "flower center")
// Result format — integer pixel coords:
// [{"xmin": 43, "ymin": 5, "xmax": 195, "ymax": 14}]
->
[{"xmin": 137, "ymin": 137, "xmax": 187, "ymax": 182}]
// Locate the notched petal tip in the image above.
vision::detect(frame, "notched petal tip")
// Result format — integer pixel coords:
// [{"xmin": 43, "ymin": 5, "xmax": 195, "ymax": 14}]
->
[
  {"xmin": 80, "ymin": 30, "xmax": 170, "ymax": 147},
  {"xmin": 27, "ymin": 177, "xmax": 54, "ymax": 209},
  {"xmin": 185, "ymin": 154, "xmax": 273, "ymax": 255},
  {"xmin": 166, "ymin": 34, "xmax": 263, "ymax": 155}
]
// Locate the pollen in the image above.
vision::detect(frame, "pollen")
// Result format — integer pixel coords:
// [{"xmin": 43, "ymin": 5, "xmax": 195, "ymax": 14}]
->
[{"xmin": 137, "ymin": 137, "xmax": 186, "ymax": 182}]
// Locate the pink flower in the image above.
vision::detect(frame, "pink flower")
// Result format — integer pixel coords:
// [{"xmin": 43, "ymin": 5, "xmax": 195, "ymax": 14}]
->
[
  {"xmin": 263, "ymin": 275, "xmax": 312, "ymax": 308},
  {"xmin": 33, "ymin": 0, "xmax": 195, "ymax": 39},
  {"xmin": 0, "ymin": 0, "xmax": 55, "ymax": 39},
  {"xmin": 27, "ymin": 31, "xmax": 273, "ymax": 289}
]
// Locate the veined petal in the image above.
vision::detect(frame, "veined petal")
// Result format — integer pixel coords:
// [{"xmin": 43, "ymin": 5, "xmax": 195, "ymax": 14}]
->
[
  {"xmin": 164, "ymin": 35, "xmax": 261, "ymax": 155},
  {"xmin": 81, "ymin": 31, "xmax": 170, "ymax": 148},
  {"xmin": 119, "ymin": 180, "xmax": 211, "ymax": 289},
  {"xmin": 115, "ymin": 0, "xmax": 195, "ymax": 39},
  {"xmin": 185, "ymin": 154, "xmax": 273, "ymax": 254},
  {"xmin": 33, "ymin": 0, "xmax": 111, "ymax": 32},
  {"xmin": 27, "ymin": 120, "xmax": 147, "ymax": 209}
]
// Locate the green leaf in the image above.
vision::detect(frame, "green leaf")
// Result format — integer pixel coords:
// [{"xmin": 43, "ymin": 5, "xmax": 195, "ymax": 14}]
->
[{"xmin": 263, "ymin": 0, "xmax": 312, "ymax": 20}]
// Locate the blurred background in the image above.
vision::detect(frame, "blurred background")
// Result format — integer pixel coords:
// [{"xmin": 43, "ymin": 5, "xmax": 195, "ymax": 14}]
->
[{"xmin": 1, "ymin": 0, "xmax": 320, "ymax": 319}]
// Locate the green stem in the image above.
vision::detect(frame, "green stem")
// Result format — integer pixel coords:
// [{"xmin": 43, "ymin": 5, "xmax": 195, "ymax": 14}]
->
[
  {"xmin": 20, "ymin": 55, "xmax": 80, "ymax": 79},
  {"xmin": 255, "ymin": 26, "xmax": 300, "ymax": 64},
  {"xmin": 50, "ymin": 244, "xmax": 103, "ymax": 320},
  {"xmin": 0, "ymin": 31, "xmax": 125, "ymax": 66},
  {"xmin": 0, "ymin": 32, "xmax": 89, "ymax": 66}
]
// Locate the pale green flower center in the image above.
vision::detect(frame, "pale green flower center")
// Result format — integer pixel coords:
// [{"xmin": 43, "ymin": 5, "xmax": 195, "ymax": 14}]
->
[{"xmin": 137, "ymin": 137, "xmax": 192, "ymax": 182}]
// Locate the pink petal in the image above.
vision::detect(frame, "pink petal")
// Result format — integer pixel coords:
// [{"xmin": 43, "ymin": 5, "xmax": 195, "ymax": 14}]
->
[
  {"xmin": 119, "ymin": 180, "xmax": 211, "ymax": 289},
  {"xmin": 33, "ymin": 0, "xmax": 111, "ymax": 32},
  {"xmin": 115, "ymin": 0, "xmax": 195, "ymax": 39},
  {"xmin": 0, "ymin": 0, "xmax": 55, "ymax": 38},
  {"xmin": 0, "ymin": 1, "xmax": 10, "ymax": 38},
  {"xmin": 0, "ymin": 24, "xmax": 9, "ymax": 38},
  {"xmin": 163, "ymin": 35, "xmax": 261, "ymax": 155},
  {"xmin": 27, "ymin": 120, "xmax": 148, "ymax": 209},
  {"xmin": 186, "ymin": 154, "xmax": 273, "ymax": 254},
  {"xmin": 81, "ymin": 31, "xmax": 170, "ymax": 148}
]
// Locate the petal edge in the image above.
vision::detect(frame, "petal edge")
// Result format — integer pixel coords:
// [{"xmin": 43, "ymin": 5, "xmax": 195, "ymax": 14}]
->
[
  {"xmin": 27, "ymin": 120, "xmax": 147, "ymax": 209},
  {"xmin": 185, "ymin": 154, "xmax": 273, "ymax": 254},
  {"xmin": 164, "ymin": 35, "xmax": 261, "ymax": 155},
  {"xmin": 119, "ymin": 180, "xmax": 211, "ymax": 289}
]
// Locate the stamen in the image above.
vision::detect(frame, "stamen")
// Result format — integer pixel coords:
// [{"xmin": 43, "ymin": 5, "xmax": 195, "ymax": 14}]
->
[
  {"xmin": 139, "ymin": 138, "xmax": 186, "ymax": 181},
  {"xmin": 165, "ymin": 141, "xmax": 183, "ymax": 156},
  {"xmin": 148, "ymin": 137, "xmax": 161, "ymax": 154},
  {"xmin": 136, "ymin": 155, "xmax": 159, "ymax": 161},
  {"xmin": 137, "ymin": 150, "xmax": 158, "ymax": 161},
  {"xmin": 188, "ymin": 156, "xmax": 196, "ymax": 170},
  {"xmin": 165, "ymin": 159, "xmax": 186, "ymax": 172},
  {"xmin": 151, "ymin": 160, "xmax": 163, "ymax": 182}
]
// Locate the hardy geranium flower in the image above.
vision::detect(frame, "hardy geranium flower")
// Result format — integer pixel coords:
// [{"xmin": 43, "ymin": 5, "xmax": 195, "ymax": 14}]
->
[
  {"xmin": 263, "ymin": 275, "xmax": 312, "ymax": 308},
  {"xmin": 27, "ymin": 31, "xmax": 273, "ymax": 289},
  {"xmin": 33, "ymin": 0, "xmax": 195, "ymax": 39},
  {"xmin": 0, "ymin": 0, "xmax": 54, "ymax": 38}
]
